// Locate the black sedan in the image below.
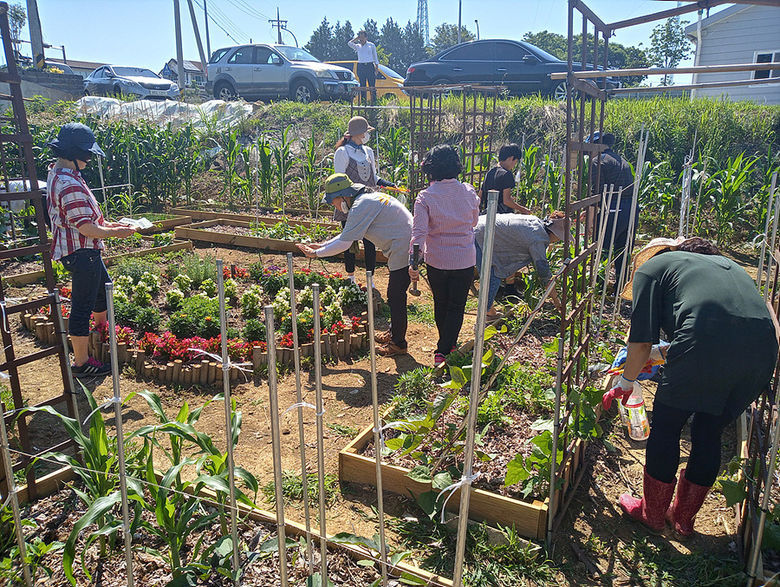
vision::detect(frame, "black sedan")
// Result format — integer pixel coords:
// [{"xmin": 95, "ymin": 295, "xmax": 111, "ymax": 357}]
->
[{"xmin": 404, "ymin": 39, "xmax": 616, "ymax": 99}]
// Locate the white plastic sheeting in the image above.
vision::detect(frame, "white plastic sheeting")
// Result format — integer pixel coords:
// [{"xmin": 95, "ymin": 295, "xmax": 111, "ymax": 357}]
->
[{"xmin": 74, "ymin": 97, "xmax": 253, "ymax": 131}]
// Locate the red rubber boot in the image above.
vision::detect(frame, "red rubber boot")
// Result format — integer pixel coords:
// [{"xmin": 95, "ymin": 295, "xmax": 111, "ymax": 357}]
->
[
  {"xmin": 665, "ymin": 468, "xmax": 711, "ymax": 538},
  {"xmin": 619, "ymin": 467, "xmax": 676, "ymax": 533}
]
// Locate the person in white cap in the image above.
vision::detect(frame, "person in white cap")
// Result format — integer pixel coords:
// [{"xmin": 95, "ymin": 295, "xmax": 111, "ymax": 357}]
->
[{"xmin": 607, "ymin": 236, "xmax": 777, "ymax": 538}]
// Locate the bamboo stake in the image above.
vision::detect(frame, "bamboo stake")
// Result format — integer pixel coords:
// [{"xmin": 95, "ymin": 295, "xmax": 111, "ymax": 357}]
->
[
  {"xmin": 215, "ymin": 260, "xmax": 240, "ymax": 586},
  {"xmin": 365, "ymin": 270, "xmax": 388, "ymax": 585},
  {"xmin": 312, "ymin": 284, "xmax": 328, "ymax": 584},
  {"xmin": 105, "ymin": 283, "xmax": 134, "ymax": 587},
  {"xmin": 758, "ymin": 173, "xmax": 779, "ymax": 295},
  {"xmin": 452, "ymin": 191, "xmax": 498, "ymax": 587},
  {"xmin": 0, "ymin": 401, "xmax": 32, "ymax": 586},
  {"xmin": 590, "ymin": 186, "xmax": 614, "ymax": 336},
  {"xmin": 264, "ymin": 305, "xmax": 289, "ymax": 586},
  {"xmin": 597, "ymin": 185, "xmax": 619, "ymax": 327},
  {"xmin": 765, "ymin": 176, "xmax": 780, "ymax": 304},
  {"xmin": 287, "ymin": 253, "xmax": 314, "ymax": 573},
  {"xmin": 53, "ymin": 290, "xmax": 80, "ymax": 425}
]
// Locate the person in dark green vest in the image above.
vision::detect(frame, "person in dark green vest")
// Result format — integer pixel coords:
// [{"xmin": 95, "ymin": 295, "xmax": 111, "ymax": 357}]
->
[{"xmin": 605, "ymin": 236, "xmax": 778, "ymax": 537}]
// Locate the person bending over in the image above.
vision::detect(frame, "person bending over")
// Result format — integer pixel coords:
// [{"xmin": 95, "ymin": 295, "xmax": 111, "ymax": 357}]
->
[
  {"xmin": 297, "ymin": 173, "xmax": 412, "ymax": 357},
  {"xmin": 475, "ymin": 212, "xmax": 565, "ymax": 318},
  {"xmin": 607, "ymin": 236, "xmax": 777, "ymax": 537}
]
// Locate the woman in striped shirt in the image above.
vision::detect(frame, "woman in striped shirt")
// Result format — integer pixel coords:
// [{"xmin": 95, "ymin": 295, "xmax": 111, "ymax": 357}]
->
[{"xmin": 409, "ymin": 145, "xmax": 479, "ymax": 367}]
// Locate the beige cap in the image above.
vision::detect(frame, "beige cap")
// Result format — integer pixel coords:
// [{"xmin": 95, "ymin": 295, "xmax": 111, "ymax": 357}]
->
[
  {"xmin": 620, "ymin": 236, "xmax": 687, "ymax": 300},
  {"xmin": 347, "ymin": 116, "xmax": 374, "ymax": 137}
]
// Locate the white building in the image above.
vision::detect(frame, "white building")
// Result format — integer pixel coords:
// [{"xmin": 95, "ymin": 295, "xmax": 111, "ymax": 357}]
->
[{"xmin": 685, "ymin": 4, "xmax": 780, "ymax": 104}]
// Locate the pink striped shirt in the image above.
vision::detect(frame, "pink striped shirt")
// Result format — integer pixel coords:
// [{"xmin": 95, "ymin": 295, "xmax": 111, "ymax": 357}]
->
[
  {"xmin": 47, "ymin": 165, "xmax": 104, "ymax": 260},
  {"xmin": 410, "ymin": 178, "xmax": 479, "ymax": 270}
]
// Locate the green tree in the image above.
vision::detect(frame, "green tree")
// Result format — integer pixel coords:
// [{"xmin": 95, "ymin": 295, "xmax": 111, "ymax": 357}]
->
[
  {"xmin": 430, "ymin": 23, "xmax": 474, "ymax": 55},
  {"xmin": 8, "ymin": 2, "xmax": 26, "ymax": 58},
  {"xmin": 332, "ymin": 20, "xmax": 356, "ymax": 61},
  {"xmin": 305, "ymin": 17, "xmax": 334, "ymax": 60},
  {"xmin": 379, "ymin": 18, "xmax": 405, "ymax": 73},
  {"xmin": 360, "ymin": 19, "xmax": 380, "ymax": 41},
  {"xmin": 647, "ymin": 17, "xmax": 691, "ymax": 85},
  {"xmin": 401, "ymin": 21, "xmax": 428, "ymax": 71}
]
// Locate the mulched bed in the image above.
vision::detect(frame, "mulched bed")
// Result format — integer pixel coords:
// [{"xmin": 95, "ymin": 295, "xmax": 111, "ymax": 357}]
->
[{"xmin": 15, "ymin": 485, "xmax": 382, "ymax": 586}]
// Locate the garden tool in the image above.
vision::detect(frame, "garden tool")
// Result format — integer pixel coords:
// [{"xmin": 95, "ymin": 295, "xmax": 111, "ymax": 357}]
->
[{"xmin": 409, "ymin": 244, "xmax": 421, "ymax": 296}]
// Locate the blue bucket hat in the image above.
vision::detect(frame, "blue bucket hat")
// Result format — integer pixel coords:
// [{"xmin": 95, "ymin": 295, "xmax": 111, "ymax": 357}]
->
[{"xmin": 47, "ymin": 122, "xmax": 105, "ymax": 159}]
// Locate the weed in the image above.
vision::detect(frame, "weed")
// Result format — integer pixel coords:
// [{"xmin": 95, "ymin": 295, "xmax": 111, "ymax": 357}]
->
[
  {"xmin": 326, "ymin": 422, "xmax": 361, "ymax": 438},
  {"xmin": 407, "ymin": 303, "xmax": 435, "ymax": 324},
  {"xmin": 261, "ymin": 471, "xmax": 339, "ymax": 505}
]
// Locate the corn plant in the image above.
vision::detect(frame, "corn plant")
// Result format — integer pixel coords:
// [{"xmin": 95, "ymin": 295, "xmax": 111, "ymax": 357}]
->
[
  {"xmin": 256, "ymin": 134, "xmax": 274, "ymax": 207},
  {"xmin": 709, "ymin": 153, "xmax": 757, "ymax": 243},
  {"xmin": 273, "ymin": 126, "xmax": 295, "ymax": 212},
  {"xmin": 219, "ymin": 128, "xmax": 242, "ymax": 209},
  {"xmin": 379, "ymin": 126, "xmax": 409, "ymax": 186},
  {"xmin": 516, "ymin": 144, "xmax": 541, "ymax": 207},
  {"xmin": 301, "ymin": 134, "xmax": 325, "ymax": 217}
]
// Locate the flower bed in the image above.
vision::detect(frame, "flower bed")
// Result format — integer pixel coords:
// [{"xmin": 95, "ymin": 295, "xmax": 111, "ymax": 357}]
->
[{"xmin": 21, "ymin": 256, "xmax": 372, "ymax": 386}]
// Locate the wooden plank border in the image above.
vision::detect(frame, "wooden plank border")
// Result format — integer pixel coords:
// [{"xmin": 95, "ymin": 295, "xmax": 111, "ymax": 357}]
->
[
  {"xmin": 4, "ymin": 238, "xmax": 193, "ymax": 286},
  {"xmin": 170, "ymin": 206, "xmax": 338, "ymax": 230}
]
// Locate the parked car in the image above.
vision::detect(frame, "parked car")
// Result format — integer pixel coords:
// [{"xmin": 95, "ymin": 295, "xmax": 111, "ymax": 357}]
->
[
  {"xmin": 206, "ymin": 44, "xmax": 358, "ymax": 103},
  {"xmin": 84, "ymin": 66, "xmax": 180, "ymax": 100},
  {"xmin": 326, "ymin": 61, "xmax": 406, "ymax": 100},
  {"xmin": 404, "ymin": 39, "xmax": 619, "ymax": 99}
]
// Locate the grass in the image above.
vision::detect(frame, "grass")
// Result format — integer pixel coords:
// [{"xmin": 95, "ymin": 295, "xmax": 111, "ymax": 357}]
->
[
  {"xmin": 407, "ymin": 302, "xmax": 435, "ymax": 325},
  {"xmin": 326, "ymin": 422, "xmax": 360, "ymax": 438},
  {"xmin": 261, "ymin": 470, "xmax": 339, "ymax": 505}
]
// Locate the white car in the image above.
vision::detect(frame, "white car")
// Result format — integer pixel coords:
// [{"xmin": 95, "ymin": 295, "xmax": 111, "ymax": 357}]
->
[
  {"xmin": 84, "ymin": 66, "xmax": 180, "ymax": 100},
  {"xmin": 206, "ymin": 44, "xmax": 358, "ymax": 103}
]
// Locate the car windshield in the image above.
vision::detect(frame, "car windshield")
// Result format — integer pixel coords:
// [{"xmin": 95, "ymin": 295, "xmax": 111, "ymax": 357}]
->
[
  {"xmin": 379, "ymin": 64, "xmax": 403, "ymax": 79},
  {"xmin": 275, "ymin": 46, "xmax": 319, "ymax": 62},
  {"xmin": 113, "ymin": 67, "xmax": 159, "ymax": 78}
]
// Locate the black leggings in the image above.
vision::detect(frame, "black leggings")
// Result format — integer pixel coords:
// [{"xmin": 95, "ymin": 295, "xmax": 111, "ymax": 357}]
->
[
  {"xmin": 341, "ymin": 221, "xmax": 376, "ymax": 275},
  {"xmin": 426, "ymin": 265, "xmax": 474, "ymax": 356},
  {"xmin": 645, "ymin": 400, "xmax": 733, "ymax": 487},
  {"xmin": 387, "ymin": 267, "xmax": 411, "ymax": 348}
]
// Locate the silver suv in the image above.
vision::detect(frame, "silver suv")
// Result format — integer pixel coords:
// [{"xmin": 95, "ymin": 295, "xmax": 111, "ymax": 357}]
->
[{"xmin": 206, "ymin": 44, "xmax": 358, "ymax": 103}]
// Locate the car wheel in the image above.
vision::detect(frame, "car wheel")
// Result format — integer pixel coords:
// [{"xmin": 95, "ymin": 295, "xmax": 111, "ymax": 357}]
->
[
  {"xmin": 553, "ymin": 81, "xmax": 568, "ymax": 102},
  {"xmin": 214, "ymin": 81, "xmax": 236, "ymax": 101},
  {"xmin": 292, "ymin": 79, "xmax": 315, "ymax": 103}
]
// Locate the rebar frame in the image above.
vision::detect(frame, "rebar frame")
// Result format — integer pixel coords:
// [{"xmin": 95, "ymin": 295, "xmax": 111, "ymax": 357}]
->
[
  {"xmin": 407, "ymin": 85, "xmax": 500, "ymax": 205},
  {"xmin": 0, "ymin": 0, "xmax": 79, "ymax": 500}
]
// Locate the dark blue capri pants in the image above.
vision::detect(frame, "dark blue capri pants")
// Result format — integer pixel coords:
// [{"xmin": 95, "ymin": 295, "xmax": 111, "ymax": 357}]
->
[{"xmin": 60, "ymin": 248, "xmax": 111, "ymax": 337}]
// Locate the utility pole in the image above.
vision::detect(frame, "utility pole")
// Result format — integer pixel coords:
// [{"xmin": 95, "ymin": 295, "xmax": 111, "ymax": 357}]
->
[
  {"xmin": 204, "ymin": 0, "xmax": 211, "ymax": 57},
  {"xmin": 26, "ymin": 0, "xmax": 45, "ymax": 69},
  {"xmin": 186, "ymin": 0, "xmax": 207, "ymax": 71},
  {"xmin": 474, "ymin": 19, "xmax": 479, "ymax": 40},
  {"xmin": 173, "ymin": 0, "xmax": 185, "ymax": 90},
  {"xmin": 457, "ymin": 0, "xmax": 462, "ymax": 45},
  {"xmin": 268, "ymin": 7, "xmax": 286, "ymax": 45}
]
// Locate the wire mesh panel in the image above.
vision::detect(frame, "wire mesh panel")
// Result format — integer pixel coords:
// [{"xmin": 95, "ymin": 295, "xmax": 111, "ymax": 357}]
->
[
  {"xmin": 547, "ymin": 0, "xmax": 610, "ymax": 543},
  {"xmin": 0, "ymin": 1, "xmax": 77, "ymax": 500},
  {"xmin": 407, "ymin": 85, "xmax": 499, "ymax": 205}
]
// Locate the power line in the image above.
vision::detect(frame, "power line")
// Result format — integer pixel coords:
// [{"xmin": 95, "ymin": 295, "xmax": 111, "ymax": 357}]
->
[
  {"xmin": 192, "ymin": 0, "xmax": 241, "ymax": 44},
  {"xmin": 225, "ymin": 0, "xmax": 269, "ymax": 21},
  {"xmin": 210, "ymin": 2, "xmax": 248, "ymax": 40}
]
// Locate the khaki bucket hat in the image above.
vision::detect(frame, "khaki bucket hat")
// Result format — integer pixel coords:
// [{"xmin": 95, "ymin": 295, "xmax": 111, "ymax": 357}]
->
[
  {"xmin": 347, "ymin": 116, "xmax": 374, "ymax": 136},
  {"xmin": 620, "ymin": 236, "xmax": 687, "ymax": 300}
]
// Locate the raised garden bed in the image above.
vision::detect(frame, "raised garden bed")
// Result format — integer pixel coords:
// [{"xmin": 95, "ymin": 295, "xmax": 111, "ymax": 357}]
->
[
  {"xmin": 2, "ymin": 235, "xmax": 192, "ymax": 286},
  {"xmin": 170, "ymin": 206, "xmax": 337, "ymax": 229},
  {"xmin": 19, "ymin": 257, "xmax": 374, "ymax": 387},
  {"xmin": 130, "ymin": 212, "xmax": 193, "ymax": 235},
  {"xmin": 175, "ymin": 219, "xmax": 385, "ymax": 262},
  {"xmin": 339, "ymin": 318, "xmax": 604, "ymax": 541}
]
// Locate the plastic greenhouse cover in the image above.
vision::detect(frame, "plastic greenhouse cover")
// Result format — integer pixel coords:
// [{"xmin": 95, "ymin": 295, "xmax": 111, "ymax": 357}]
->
[{"xmin": 74, "ymin": 97, "xmax": 253, "ymax": 131}]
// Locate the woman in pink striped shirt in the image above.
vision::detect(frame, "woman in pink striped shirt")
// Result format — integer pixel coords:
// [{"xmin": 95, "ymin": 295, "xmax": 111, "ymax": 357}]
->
[{"xmin": 409, "ymin": 145, "xmax": 479, "ymax": 367}]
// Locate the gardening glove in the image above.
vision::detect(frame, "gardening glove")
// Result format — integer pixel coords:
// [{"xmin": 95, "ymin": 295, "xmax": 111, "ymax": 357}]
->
[
  {"xmin": 602, "ymin": 374, "xmax": 635, "ymax": 411},
  {"xmin": 649, "ymin": 341, "xmax": 670, "ymax": 363},
  {"xmin": 377, "ymin": 178, "xmax": 396, "ymax": 188}
]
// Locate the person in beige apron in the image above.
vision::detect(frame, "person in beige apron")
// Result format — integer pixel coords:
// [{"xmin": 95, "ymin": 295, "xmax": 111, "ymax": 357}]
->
[{"xmin": 333, "ymin": 116, "xmax": 396, "ymax": 288}]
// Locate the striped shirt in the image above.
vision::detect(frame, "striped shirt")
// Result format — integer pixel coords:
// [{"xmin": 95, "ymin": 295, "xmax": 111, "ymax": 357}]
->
[
  {"xmin": 47, "ymin": 165, "xmax": 104, "ymax": 260},
  {"xmin": 410, "ymin": 179, "xmax": 479, "ymax": 270}
]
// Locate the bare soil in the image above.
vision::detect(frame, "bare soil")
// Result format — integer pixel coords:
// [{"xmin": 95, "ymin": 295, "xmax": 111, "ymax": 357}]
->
[{"xmin": 3, "ymin": 242, "xmax": 753, "ymax": 584}]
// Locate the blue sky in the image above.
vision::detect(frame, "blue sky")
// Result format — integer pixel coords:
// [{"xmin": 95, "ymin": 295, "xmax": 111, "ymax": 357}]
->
[{"xmin": 29, "ymin": 0, "xmax": 716, "ymax": 71}]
